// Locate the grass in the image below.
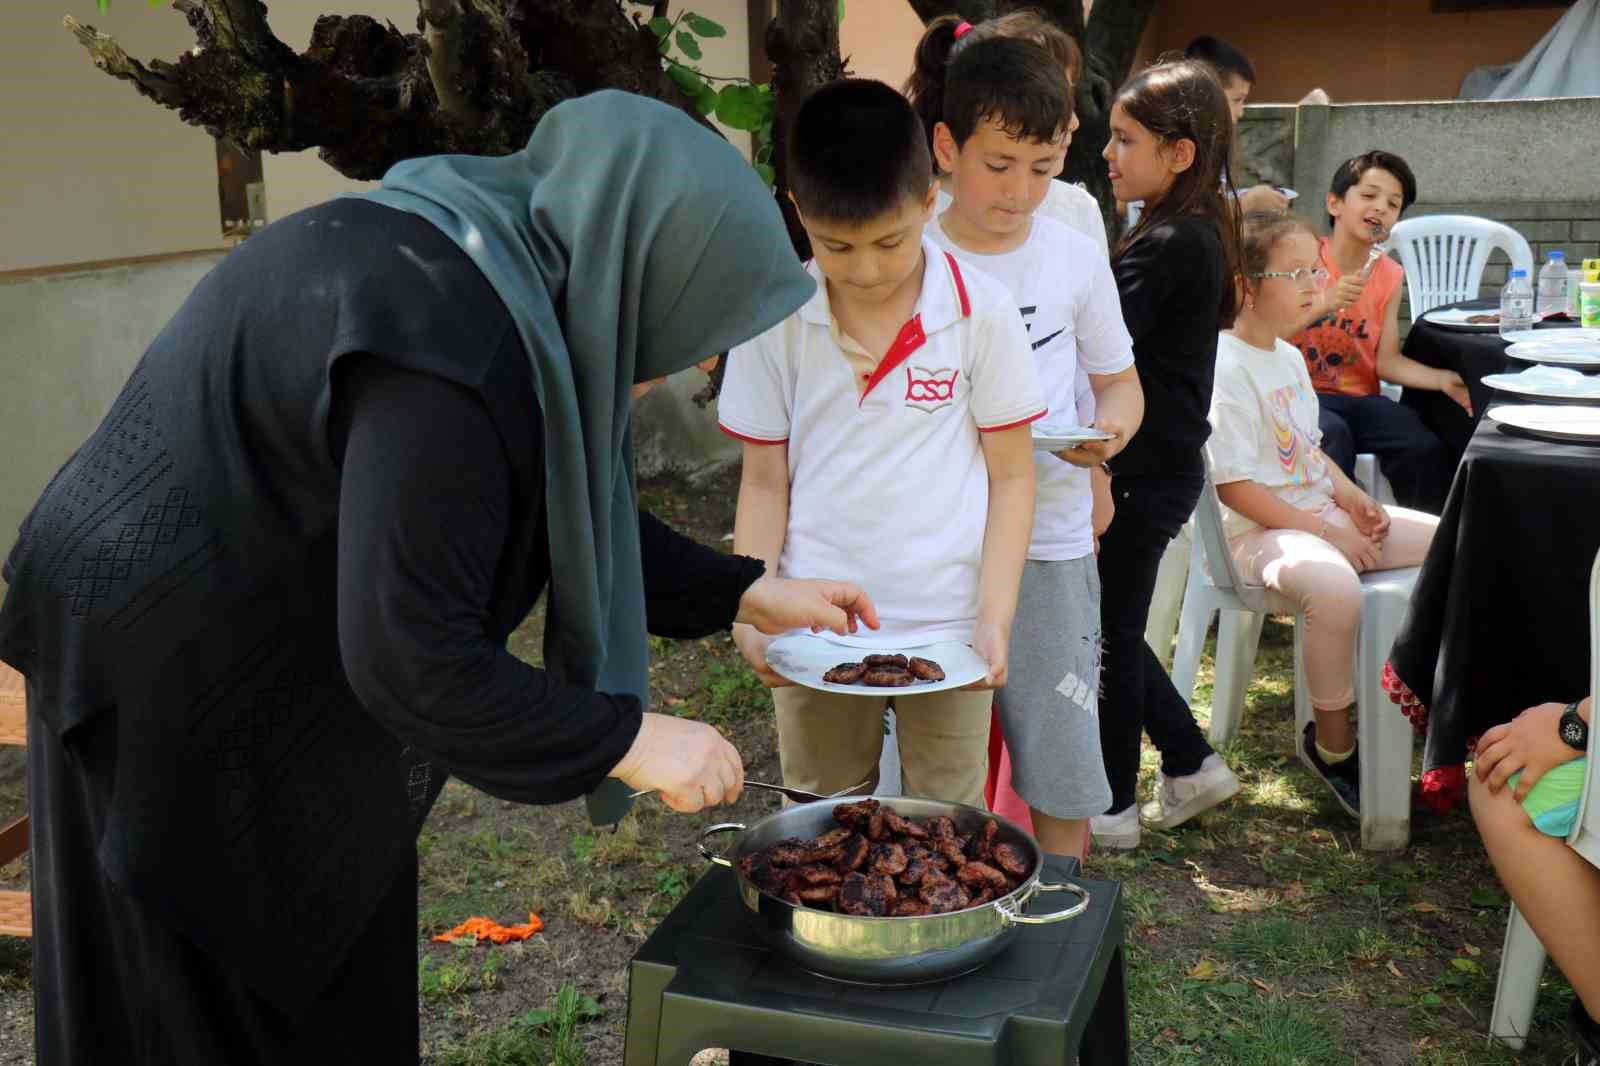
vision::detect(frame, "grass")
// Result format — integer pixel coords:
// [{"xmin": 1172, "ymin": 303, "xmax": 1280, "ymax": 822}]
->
[{"xmin": 435, "ymin": 983, "xmax": 603, "ymax": 1066}]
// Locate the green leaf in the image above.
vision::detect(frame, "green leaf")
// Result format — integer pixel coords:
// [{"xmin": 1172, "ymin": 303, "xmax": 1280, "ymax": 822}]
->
[
  {"xmin": 667, "ymin": 63, "xmax": 707, "ymax": 98},
  {"xmin": 675, "ymin": 30, "xmax": 702, "ymax": 61},
  {"xmin": 648, "ymin": 16, "xmax": 672, "ymax": 40},
  {"xmin": 1216, "ymin": 981, "xmax": 1251, "ymax": 998},
  {"xmin": 97, "ymin": 0, "xmax": 110, "ymax": 10},
  {"xmin": 754, "ymin": 141, "xmax": 773, "ymax": 165},
  {"xmin": 754, "ymin": 163, "xmax": 775, "ymax": 187},
  {"xmin": 715, "ymin": 83, "xmax": 770, "ymax": 131},
  {"xmin": 695, "ymin": 80, "xmax": 718, "ymax": 117},
  {"xmin": 1419, "ymin": 992, "xmax": 1444, "ymax": 1007},
  {"xmin": 838, "ymin": 0, "xmax": 846, "ymax": 23},
  {"xmin": 1451, "ymin": 957, "xmax": 1481, "ymax": 974},
  {"xmin": 684, "ymin": 13, "xmax": 727, "ymax": 38}
]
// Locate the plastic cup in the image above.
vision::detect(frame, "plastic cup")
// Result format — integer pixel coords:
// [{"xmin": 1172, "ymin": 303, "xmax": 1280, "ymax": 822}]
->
[{"xmin": 1582, "ymin": 281, "xmax": 1600, "ymax": 329}]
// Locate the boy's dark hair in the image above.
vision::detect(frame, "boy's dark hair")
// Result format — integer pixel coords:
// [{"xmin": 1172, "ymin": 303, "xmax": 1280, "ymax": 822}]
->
[
  {"xmin": 1184, "ymin": 35, "xmax": 1256, "ymax": 85},
  {"xmin": 1326, "ymin": 150, "xmax": 1418, "ymax": 229},
  {"xmin": 787, "ymin": 79, "xmax": 932, "ymax": 226},
  {"xmin": 906, "ymin": 12, "xmax": 1080, "ymax": 168},
  {"xmin": 940, "ymin": 36, "xmax": 1071, "ymax": 149}
]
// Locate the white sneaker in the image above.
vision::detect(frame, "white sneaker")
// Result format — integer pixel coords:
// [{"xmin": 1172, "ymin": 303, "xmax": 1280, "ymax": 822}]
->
[
  {"xmin": 1090, "ymin": 804, "xmax": 1141, "ymax": 850},
  {"xmin": 1139, "ymin": 754, "xmax": 1241, "ymax": 831}
]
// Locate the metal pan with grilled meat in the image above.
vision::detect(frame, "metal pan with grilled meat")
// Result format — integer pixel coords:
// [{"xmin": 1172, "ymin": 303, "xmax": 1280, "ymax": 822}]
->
[{"xmin": 696, "ymin": 795, "xmax": 1089, "ymax": 986}]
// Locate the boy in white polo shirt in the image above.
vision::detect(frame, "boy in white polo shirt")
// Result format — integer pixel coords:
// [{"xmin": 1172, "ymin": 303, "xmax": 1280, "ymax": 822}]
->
[
  {"xmin": 719, "ymin": 79, "xmax": 1044, "ymax": 805},
  {"xmin": 925, "ymin": 37, "xmax": 1144, "ymax": 857}
]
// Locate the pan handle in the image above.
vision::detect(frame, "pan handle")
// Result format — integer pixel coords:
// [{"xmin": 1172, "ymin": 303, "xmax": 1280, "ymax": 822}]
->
[
  {"xmin": 997, "ymin": 879, "xmax": 1090, "ymax": 926},
  {"xmin": 696, "ymin": 822, "xmax": 746, "ymax": 867}
]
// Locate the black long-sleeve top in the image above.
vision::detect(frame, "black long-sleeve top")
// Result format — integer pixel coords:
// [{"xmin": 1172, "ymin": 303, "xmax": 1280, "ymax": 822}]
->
[
  {"xmin": 333, "ymin": 357, "xmax": 764, "ymax": 807},
  {"xmin": 1110, "ymin": 215, "xmax": 1229, "ymax": 479}
]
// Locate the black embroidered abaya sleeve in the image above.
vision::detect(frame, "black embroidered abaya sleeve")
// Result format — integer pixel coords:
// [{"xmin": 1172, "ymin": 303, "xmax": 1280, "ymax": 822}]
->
[
  {"xmin": 334, "ymin": 361, "xmax": 642, "ymax": 805},
  {"xmin": 638, "ymin": 510, "xmax": 765, "ymax": 639}
]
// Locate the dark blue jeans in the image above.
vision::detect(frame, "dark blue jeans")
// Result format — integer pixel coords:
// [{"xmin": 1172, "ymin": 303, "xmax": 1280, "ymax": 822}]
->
[
  {"xmin": 1097, "ymin": 472, "xmax": 1215, "ymax": 814},
  {"xmin": 1317, "ymin": 393, "xmax": 1451, "ymax": 513}
]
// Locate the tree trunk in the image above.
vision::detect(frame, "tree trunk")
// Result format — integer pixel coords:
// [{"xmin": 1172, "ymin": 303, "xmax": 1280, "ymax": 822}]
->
[{"xmin": 763, "ymin": 0, "xmax": 847, "ymax": 259}]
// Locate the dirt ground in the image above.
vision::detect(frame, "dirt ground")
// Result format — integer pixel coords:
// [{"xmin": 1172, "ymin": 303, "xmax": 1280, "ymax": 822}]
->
[{"xmin": 0, "ymin": 465, "xmax": 1588, "ymax": 1064}]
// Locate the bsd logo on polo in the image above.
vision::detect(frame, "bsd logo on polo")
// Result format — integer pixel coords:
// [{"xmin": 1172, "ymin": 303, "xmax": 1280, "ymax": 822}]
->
[{"xmin": 904, "ymin": 365, "xmax": 960, "ymax": 413}]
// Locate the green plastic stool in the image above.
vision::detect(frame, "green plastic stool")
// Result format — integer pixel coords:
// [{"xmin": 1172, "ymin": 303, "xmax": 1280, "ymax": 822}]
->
[{"xmin": 624, "ymin": 856, "xmax": 1127, "ymax": 1065}]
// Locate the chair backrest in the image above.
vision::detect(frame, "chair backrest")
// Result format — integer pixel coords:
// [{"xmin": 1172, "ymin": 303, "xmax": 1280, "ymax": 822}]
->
[
  {"xmin": 1390, "ymin": 215, "xmax": 1536, "ymax": 319},
  {"xmin": 1565, "ymin": 546, "xmax": 1600, "ymax": 870},
  {"xmin": 1194, "ymin": 476, "xmax": 1253, "ymax": 599}
]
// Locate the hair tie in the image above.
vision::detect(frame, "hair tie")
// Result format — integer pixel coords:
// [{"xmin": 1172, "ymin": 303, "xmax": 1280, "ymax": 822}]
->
[{"xmin": 954, "ymin": 21, "xmax": 974, "ymax": 39}]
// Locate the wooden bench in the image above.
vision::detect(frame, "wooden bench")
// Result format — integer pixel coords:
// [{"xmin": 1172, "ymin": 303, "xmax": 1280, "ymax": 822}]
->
[{"xmin": 0, "ymin": 664, "xmax": 28, "ymax": 937}]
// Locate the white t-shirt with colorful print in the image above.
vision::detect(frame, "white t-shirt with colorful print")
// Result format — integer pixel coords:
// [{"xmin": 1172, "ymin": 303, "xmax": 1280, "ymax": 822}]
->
[{"xmin": 1205, "ymin": 331, "xmax": 1336, "ymax": 539}]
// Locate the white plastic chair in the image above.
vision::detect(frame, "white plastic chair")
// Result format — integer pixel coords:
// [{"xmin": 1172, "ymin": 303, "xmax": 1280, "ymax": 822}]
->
[
  {"xmin": 1390, "ymin": 215, "xmax": 1535, "ymax": 319},
  {"xmin": 1173, "ymin": 477, "xmax": 1422, "ymax": 850},
  {"xmin": 1488, "ymin": 548, "xmax": 1600, "ymax": 1050}
]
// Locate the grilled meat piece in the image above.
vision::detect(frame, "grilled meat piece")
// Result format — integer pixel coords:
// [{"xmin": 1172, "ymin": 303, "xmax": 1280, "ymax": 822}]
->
[
  {"xmin": 822, "ymin": 662, "xmax": 868, "ymax": 685},
  {"xmin": 991, "ymin": 842, "xmax": 1030, "ymax": 878},
  {"xmin": 803, "ymin": 843, "xmax": 845, "ymax": 865},
  {"xmin": 935, "ymin": 838, "xmax": 968, "ymax": 868},
  {"xmin": 838, "ymin": 871, "xmax": 897, "ymax": 917},
  {"xmin": 869, "ymin": 842, "xmax": 908, "ymax": 877},
  {"xmin": 969, "ymin": 886, "xmax": 996, "ymax": 907},
  {"xmin": 965, "ymin": 820, "xmax": 999, "ymax": 862},
  {"xmin": 835, "ymin": 832, "xmax": 870, "ymax": 872},
  {"xmin": 882, "ymin": 811, "xmax": 930, "ymax": 840},
  {"xmin": 866, "ymin": 813, "xmax": 890, "ymax": 842},
  {"xmin": 738, "ymin": 852, "xmax": 786, "ymax": 895},
  {"xmin": 902, "ymin": 856, "xmax": 935, "ymax": 886},
  {"xmin": 768, "ymin": 842, "xmax": 812, "ymax": 867},
  {"xmin": 862, "ymin": 667, "xmax": 914, "ymax": 687},
  {"xmin": 795, "ymin": 884, "xmax": 840, "ymax": 906},
  {"xmin": 956, "ymin": 861, "xmax": 1008, "ymax": 892},
  {"xmin": 907, "ymin": 656, "xmax": 945, "ymax": 682},
  {"xmin": 832, "ymin": 800, "xmax": 881, "ymax": 829},
  {"xmin": 892, "ymin": 898, "xmax": 932, "ymax": 917},
  {"xmin": 813, "ymin": 827, "xmax": 853, "ymax": 849},
  {"xmin": 863, "ymin": 654, "xmax": 909, "ymax": 669},
  {"xmin": 918, "ymin": 877, "xmax": 971, "ymax": 914},
  {"xmin": 927, "ymin": 816, "xmax": 958, "ymax": 841},
  {"xmin": 782, "ymin": 890, "xmax": 804, "ymax": 907},
  {"xmin": 788, "ymin": 863, "xmax": 843, "ymax": 887}
]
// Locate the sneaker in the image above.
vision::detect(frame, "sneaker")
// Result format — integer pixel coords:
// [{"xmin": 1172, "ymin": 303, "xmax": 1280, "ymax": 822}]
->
[
  {"xmin": 1299, "ymin": 721, "xmax": 1360, "ymax": 818},
  {"xmin": 1090, "ymin": 804, "xmax": 1141, "ymax": 850},
  {"xmin": 1139, "ymin": 754, "xmax": 1242, "ymax": 831},
  {"xmin": 1567, "ymin": 998, "xmax": 1600, "ymax": 1065}
]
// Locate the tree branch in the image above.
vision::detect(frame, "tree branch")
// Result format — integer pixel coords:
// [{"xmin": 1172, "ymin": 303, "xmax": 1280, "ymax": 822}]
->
[
  {"xmin": 767, "ymin": 0, "xmax": 847, "ymax": 257},
  {"xmin": 63, "ymin": 16, "xmax": 188, "ymax": 110},
  {"xmin": 196, "ymin": 0, "xmax": 287, "ymax": 65},
  {"xmin": 418, "ymin": 0, "xmax": 485, "ymax": 122}
]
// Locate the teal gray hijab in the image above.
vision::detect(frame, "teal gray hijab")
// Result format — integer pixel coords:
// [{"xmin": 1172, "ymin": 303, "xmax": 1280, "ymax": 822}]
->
[{"xmin": 356, "ymin": 91, "xmax": 813, "ymax": 823}]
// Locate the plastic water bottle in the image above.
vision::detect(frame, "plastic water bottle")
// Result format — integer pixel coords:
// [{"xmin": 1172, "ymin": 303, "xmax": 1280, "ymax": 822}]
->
[
  {"xmin": 1500, "ymin": 268, "xmax": 1535, "ymax": 337},
  {"xmin": 1537, "ymin": 250, "xmax": 1569, "ymax": 319}
]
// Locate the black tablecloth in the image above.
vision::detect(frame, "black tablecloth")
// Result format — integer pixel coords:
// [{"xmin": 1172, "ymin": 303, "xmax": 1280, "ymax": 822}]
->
[
  {"xmin": 1401, "ymin": 299, "xmax": 1582, "ymax": 463},
  {"xmin": 1385, "ymin": 412, "xmax": 1600, "ymax": 811}
]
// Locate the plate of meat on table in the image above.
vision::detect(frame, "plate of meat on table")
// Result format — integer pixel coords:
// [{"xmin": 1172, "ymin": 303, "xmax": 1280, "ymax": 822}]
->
[{"xmin": 764, "ymin": 635, "xmax": 989, "ymax": 696}]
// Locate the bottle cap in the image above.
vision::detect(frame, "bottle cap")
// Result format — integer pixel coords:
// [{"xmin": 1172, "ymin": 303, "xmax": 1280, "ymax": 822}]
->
[
  {"xmin": 1510, "ymin": 268, "xmax": 1528, "ymax": 278},
  {"xmin": 1550, "ymin": 250, "xmax": 1565, "ymax": 261}
]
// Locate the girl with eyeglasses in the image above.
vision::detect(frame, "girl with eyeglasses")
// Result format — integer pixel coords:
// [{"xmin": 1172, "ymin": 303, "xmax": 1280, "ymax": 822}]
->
[{"xmin": 1205, "ymin": 213, "xmax": 1440, "ymax": 817}]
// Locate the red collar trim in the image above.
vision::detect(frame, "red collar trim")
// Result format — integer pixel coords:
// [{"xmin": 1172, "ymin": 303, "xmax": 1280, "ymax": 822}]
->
[{"xmin": 859, "ymin": 253, "xmax": 972, "ymax": 404}]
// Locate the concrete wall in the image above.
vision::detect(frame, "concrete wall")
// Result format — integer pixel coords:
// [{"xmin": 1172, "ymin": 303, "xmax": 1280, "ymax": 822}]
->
[
  {"xmin": 1137, "ymin": 0, "xmax": 1567, "ymax": 104},
  {"xmin": 1238, "ymin": 96, "xmax": 1600, "ymax": 322},
  {"xmin": 0, "ymin": 252, "xmax": 228, "ymax": 549}
]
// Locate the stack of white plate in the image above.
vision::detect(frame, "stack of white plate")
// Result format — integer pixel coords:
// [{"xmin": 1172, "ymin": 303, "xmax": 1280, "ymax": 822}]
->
[
  {"xmin": 1503, "ymin": 335, "xmax": 1600, "ymax": 372},
  {"xmin": 1486, "ymin": 405, "xmax": 1600, "ymax": 444},
  {"xmin": 1482, "ymin": 365, "xmax": 1600, "ymax": 405}
]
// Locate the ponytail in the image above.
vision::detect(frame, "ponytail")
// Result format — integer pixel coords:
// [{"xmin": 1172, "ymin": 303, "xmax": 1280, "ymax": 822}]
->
[{"xmin": 904, "ymin": 15, "xmax": 963, "ymax": 171}]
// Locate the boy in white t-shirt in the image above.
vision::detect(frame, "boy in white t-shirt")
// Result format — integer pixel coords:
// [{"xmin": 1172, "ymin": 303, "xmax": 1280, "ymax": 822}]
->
[
  {"xmin": 926, "ymin": 37, "xmax": 1144, "ymax": 858},
  {"xmin": 719, "ymin": 80, "xmax": 1045, "ymax": 805}
]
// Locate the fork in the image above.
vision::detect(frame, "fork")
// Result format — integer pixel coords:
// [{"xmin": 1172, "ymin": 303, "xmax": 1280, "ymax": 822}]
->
[{"xmin": 630, "ymin": 775, "xmax": 872, "ymax": 804}]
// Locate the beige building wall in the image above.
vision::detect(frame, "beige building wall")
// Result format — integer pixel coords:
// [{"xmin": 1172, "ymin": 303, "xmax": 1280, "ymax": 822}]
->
[{"xmin": 839, "ymin": 4, "xmax": 926, "ymax": 89}]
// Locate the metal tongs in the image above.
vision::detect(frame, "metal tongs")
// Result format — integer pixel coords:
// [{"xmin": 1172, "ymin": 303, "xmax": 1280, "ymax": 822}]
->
[{"xmin": 631, "ymin": 776, "xmax": 873, "ymax": 804}]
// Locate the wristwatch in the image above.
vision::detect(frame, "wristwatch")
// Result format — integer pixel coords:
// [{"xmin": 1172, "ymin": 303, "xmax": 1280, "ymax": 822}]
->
[{"xmin": 1559, "ymin": 701, "xmax": 1589, "ymax": 752}]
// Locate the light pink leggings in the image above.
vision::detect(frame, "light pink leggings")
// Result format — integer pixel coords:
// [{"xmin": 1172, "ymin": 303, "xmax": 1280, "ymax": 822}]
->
[{"xmin": 1230, "ymin": 499, "xmax": 1438, "ymax": 711}]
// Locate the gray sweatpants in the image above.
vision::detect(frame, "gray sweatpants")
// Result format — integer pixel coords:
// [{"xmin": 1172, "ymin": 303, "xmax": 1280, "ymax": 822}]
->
[{"xmin": 995, "ymin": 555, "xmax": 1113, "ymax": 819}]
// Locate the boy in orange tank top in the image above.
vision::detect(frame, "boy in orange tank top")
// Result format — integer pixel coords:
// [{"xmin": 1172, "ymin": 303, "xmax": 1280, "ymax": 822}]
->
[{"xmin": 1287, "ymin": 150, "xmax": 1468, "ymax": 513}]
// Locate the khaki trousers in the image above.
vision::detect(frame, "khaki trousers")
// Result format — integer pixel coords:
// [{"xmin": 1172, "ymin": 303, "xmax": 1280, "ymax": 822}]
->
[{"xmin": 771, "ymin": 686, "xmax": 993, "ymax": 806}]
